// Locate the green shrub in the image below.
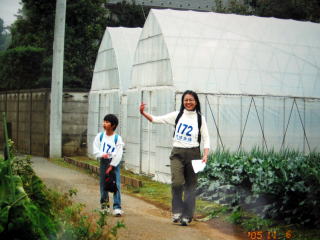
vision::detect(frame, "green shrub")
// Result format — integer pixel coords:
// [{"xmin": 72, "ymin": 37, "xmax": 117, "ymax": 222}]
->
[{"xmin": 0, "ymin": 156, "xmax": 58, "ymax": 239}]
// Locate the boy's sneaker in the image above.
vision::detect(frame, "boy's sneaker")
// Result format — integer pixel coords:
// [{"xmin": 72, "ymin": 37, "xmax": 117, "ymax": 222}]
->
[
  {"xmin": 113, "ymin": 208, "xmax": 123, "ymax": 217},
  {"xmin": 180, "ymin": 217, "xmax": 191, "ymax": 226},
  {"xmin": 172, "ymin": 213, "xmax": 182, "ymax": 223}
]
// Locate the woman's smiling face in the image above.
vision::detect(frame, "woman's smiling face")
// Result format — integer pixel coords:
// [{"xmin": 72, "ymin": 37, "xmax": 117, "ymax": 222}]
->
[{"xmin": 183, "ymin": 94, "xmax": 197, "ymax": 111}]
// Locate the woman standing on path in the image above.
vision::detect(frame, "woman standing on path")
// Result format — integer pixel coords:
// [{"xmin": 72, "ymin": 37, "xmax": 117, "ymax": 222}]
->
[{"xmin": 139, "ymin": 90, "xmax": 210, "ymax": 226}]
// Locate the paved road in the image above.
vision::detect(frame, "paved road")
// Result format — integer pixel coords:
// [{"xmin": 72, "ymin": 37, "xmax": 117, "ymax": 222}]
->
[{"xmin": 32, "ymin": 156, "xmax": 244, "ymax": 240}]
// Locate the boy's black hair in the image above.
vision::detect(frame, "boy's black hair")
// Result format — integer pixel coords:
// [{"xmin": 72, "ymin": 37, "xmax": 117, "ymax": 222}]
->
[{"xmin": 104, "ymin": 114, "xmax": 119, "ymax": 130}]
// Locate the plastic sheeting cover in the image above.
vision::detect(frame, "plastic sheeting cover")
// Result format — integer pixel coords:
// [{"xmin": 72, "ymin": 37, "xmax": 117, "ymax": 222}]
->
[
  {"xmin": 91, "ymin": 27, "xmax": 141, "ymax": 92},
  {"xmin": 131, "ymin": 9, "xmax": 320, "ymax": 98}
]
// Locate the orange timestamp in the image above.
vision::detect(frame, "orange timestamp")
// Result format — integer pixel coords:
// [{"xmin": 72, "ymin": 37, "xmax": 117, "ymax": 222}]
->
[{"xmin": 247, "ymin": 230, "xmax": 293, "ymax": 240}]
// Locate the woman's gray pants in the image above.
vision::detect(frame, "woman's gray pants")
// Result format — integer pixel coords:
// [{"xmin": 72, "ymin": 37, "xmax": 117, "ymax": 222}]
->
[{"xmin": 169, "ymin": 147, "xmax": 200, "ymax": 219}]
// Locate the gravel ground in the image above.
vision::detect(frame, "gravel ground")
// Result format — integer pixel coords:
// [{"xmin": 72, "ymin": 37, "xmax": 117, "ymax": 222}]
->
[{"xmin": 32, "ymin": 156, "xmax": 245, "ymax": 240}]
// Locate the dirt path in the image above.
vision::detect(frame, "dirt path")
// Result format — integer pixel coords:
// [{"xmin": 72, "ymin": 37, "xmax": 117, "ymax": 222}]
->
[{"xmin": 32, "ymin": 156, "xmax": 245, "ymax": 240}]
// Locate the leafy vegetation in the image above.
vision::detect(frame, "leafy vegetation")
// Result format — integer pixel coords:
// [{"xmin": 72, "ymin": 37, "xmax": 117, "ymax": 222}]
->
[{"xmin": 197, "ymin": 148, "xmax": 320, "ymax": 227}]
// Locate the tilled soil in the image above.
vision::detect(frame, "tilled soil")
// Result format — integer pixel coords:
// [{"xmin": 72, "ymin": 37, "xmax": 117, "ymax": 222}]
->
[{"xmin": 32, "ymin": 156, "xmax": 246, "ymax": 240}]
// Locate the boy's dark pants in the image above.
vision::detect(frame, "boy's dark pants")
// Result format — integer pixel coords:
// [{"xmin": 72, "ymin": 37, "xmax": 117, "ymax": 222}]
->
[{"xmin": 170, "ymin": 147, "xmax": 200, "ymax": 219}]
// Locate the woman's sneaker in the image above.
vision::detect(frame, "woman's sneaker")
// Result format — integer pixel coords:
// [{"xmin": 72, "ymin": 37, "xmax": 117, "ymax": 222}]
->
[
  {"xmin": 113, "ymin": 208, "xmax": 123, "ymax": 217},
  {"xmin": 180, "ymin": 217, "xmax": 191, "ymax": 226},
  {"xmin": 172, "ymin": 213, "xmax": 182, "ymax": 223}
]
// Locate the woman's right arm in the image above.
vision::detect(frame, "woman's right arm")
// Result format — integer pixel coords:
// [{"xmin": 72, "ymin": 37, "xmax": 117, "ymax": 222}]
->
[
  {"xmin": 140, "ymin": 103, "xmax": 153, "ymax": 122},
  {"xmin": 139, "ymin": 103, "xmax": 177, "ymax": 125}
]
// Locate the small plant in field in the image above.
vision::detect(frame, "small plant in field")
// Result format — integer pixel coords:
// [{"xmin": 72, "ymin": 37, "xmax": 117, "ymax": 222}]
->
[
  {"xmin": 241, "ymin": 216, "xmax": 273, "ymax": 231},
  {"xmin": 203, "ymin": 205, "xmax": 230, "ymax": 220},
  {"xmin": 68, "ymin": 188, "xmax": 78, "ymax": 197},
  {"xmin": 48, "ymin": 188, "xmax": 125, "ymax": 240},
  {"xmin": 227, "ymin": 208, "xmax": 245, "ymax": 225},
  {"xmin": 109, "ymin": 221, "xmax": 126, "ymax": 239}
]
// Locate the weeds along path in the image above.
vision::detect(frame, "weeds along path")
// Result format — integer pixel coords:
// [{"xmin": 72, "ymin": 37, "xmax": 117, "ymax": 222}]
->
[{"xmin": 32, "ymin": 156, "xmax": 243, "ymax": 240}]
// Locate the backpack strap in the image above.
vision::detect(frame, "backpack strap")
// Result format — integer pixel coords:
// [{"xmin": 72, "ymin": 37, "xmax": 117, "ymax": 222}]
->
[
  {"xmin": 114, "ymin": 134, "xmax": 118, "ymax": 145},
  {"xmin": 100, "ymin": 132, "xmax": 104, "ymax": 142},
  {"xmin": 100, "ymin": 132, "xmax": 119, "ymax": 145}
]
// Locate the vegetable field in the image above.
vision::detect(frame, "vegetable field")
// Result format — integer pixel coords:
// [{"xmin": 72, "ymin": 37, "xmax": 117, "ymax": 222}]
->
[{"xmin": 197, "ymin": 148, "xmax": 320, "ymax": 227}]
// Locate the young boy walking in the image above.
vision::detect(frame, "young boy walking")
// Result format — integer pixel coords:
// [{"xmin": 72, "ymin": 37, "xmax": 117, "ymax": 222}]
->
[{"xmin": 93, "ymin": 114, "xmax": 124, "ymax": 216}]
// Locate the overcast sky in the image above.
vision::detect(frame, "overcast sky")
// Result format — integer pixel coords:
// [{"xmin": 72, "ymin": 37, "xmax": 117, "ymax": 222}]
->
[{"xmin": 0, "ymin": 0, "xmax": 21, "ymax": 27}]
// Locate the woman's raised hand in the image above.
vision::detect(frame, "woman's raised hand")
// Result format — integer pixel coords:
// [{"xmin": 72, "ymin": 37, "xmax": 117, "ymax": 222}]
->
[
  {"xmin": 139, "ymin": 102, "xmax": 146, "ymax": 114},
  {"xmin": 139, "ymin": 103, "xmax": 153, "ymax": 122}
]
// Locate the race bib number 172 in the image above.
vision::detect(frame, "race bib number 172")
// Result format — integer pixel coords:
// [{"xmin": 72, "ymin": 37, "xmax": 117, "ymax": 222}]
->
[{"xmin": 175, "ymin": 123, "xmax": 193, "ymax": 142}]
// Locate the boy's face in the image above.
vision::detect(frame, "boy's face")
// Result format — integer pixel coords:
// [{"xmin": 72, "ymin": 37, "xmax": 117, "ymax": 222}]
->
[{"xmin": 103, "ymin": 120, "xmax": 114, "ymax": 131}]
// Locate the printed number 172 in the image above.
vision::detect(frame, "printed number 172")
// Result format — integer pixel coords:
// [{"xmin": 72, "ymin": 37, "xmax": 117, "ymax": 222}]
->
[{"xmin": 177, "ymin": 123, "xmax": 193, "ymax": 136}]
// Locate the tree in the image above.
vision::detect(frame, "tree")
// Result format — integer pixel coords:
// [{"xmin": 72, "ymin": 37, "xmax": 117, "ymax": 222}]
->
[
  {"xmin": 63, "ymin": 0, "xmax": 109, "ymax": 88},
  {"xmin": 214, "ymin": 0, "xmax": 253, "ymax": 15},
  {"xmin": 9, "ymin": 0, "xmax": 109, "ymax": 89},
  {"xmin": 0, "ymin": 47, "xmax": 45, "ymax": 90},
  {"xmin": 255, "ymin": 0, "xmax": 320, "ymax": 22},
  {"xmin": 214, "ymin": 0, "xmax": 320, "ymax": 23},
  {"xmin": 0, "ymin": 18, "xmax": 5, "ymax": 50},
  {"xmin": 10, "ymin": 1, "xmax": 55, "ymax": 55},
  {"xmin": 0, "ymin": 18, "xmax": 11, "ymax": 51},
  {"xmin": 106, "ymin": 1, "xmax": 150, "ymax": 27}
]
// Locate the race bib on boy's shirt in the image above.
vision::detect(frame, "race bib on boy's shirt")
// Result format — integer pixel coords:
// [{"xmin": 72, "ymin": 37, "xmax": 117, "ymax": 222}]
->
[
  {"xmin": 102, "ymin": 141, "xmax": 115, "ymax": 154},
  {"xmin": 100, "ymin": 134, "xmax": 123, "ymax": 155}
]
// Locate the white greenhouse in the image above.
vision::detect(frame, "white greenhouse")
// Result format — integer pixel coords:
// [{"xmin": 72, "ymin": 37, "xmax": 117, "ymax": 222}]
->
[
  {"xmin": 87, "ymin": 27, "xmax": 141, "ymax": 158},
  {"xmin": 123, "ymin": 9, "xmax": 320, "ymax": 183}
]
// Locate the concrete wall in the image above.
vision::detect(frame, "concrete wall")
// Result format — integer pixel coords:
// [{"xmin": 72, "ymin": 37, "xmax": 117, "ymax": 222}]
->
[
  {"xmin": 62, "ymin": 91, "xmax": 88, "ymax": 156},
  {"xmin": 0, "ymin": 89, "xmax": 50, "ymax": 156},
  {"xmin": 0, "ymin": 89, "xmax": 88, "ymax": 157}
]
